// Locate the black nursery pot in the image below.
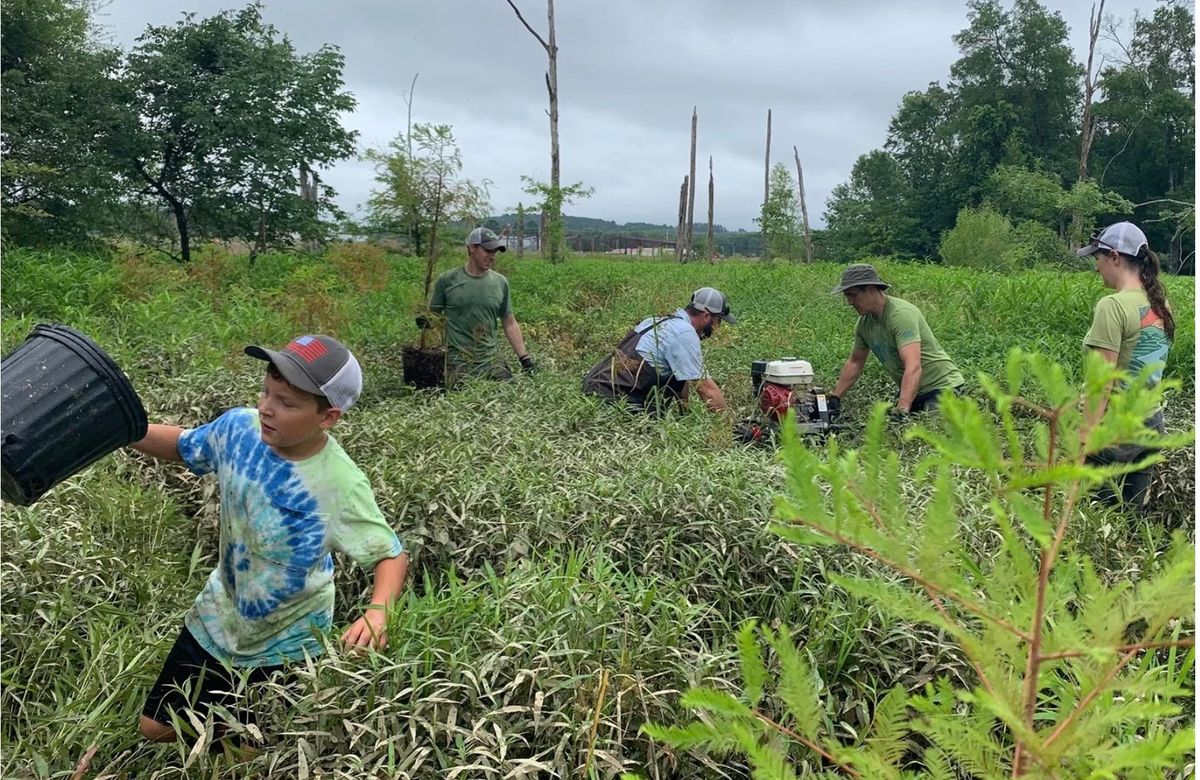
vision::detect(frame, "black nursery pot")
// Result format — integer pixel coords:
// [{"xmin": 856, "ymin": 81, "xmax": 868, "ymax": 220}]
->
[
  {"xmin": 1, "ymin": 324, "xmax": 148, "ymax": 506},
  {"xmin": 402, "ymin": 345, "xmax": 446, "ymax": 390}
]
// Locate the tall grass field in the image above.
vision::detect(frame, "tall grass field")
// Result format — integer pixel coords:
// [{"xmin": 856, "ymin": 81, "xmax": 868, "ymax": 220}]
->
[{"xmin": 1, "ymin": 246, "xmax": 1194, "ymax": 778}]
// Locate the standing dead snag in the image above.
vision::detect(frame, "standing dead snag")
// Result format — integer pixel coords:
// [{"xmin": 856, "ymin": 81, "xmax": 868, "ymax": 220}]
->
[
  {"xmin": 675, "ymin": 175, "xmax": 689, "ymax": 263},
  {"xmin": 707, "ymin": 156, "xmax": 715, "ymax": 263},
  {"xmin": 505, "ymin": 0, "xmax": 564, "ymax": 262},
  {"xmin": 1072, "ymin": 0, "xmax": 1105, "ymax": 244},
  {"xmin": 686, "ymin": 107, "xmax": 698, "ymax": 263},
  {"xmin": 793, "ymin": 146, "xmax": 813, "ymax": 263},
  {"xmin": 762, "ymin": 109, "xmax": 772, "ymax": 261},
  {"xmin": 763, "ymin": 109, "xmax": 772, "ymax": 210}
]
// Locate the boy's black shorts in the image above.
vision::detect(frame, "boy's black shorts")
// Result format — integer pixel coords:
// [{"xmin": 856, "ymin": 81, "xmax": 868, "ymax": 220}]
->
[{"xmin": 142, "ymin": 626, "xmax": 284, "ymax": 727}]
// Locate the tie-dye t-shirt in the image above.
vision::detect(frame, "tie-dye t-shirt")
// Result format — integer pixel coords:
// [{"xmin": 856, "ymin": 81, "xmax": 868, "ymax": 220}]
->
[
  {"xmin": 177, "ymin": 408, "xmax": 403, "ymax": 667},
  {"xmin": 1084, "ymin": 289, "xmax": 1170, "ymax": 385}
]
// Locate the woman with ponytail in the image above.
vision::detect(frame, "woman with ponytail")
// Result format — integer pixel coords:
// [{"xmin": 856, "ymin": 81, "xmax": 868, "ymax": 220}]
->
[{"xmin": 1076, "ymin": 221, "xmax": 1174, "ymax": 510}]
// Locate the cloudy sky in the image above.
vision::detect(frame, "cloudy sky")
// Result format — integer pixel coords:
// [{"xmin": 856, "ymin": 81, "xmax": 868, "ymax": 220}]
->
[{"xmin": 98, "ymin": 0, "xmax": 1156, "ymax": 230}]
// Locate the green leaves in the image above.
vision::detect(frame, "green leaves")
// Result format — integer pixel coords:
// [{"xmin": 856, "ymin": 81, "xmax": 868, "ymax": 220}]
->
[{"xmin": 652, "ymin": 348, "xmax": 1193, "ymax": 776}]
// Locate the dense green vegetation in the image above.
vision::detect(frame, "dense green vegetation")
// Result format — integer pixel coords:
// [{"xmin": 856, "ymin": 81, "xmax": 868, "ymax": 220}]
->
[
  {"xmin": 823, "ymin": 0, "xmax": 1195, "ymax": 271},
  {"xmin": 0, "ymin": 247, "xmax": 1193, "ymax": 777}
]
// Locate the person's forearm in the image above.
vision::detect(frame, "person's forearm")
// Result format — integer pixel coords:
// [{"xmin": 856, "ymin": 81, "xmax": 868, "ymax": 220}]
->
[
  {"xmin": 368, "ymin": 552, "xmax": 408, "ymax": 607},
  {"xmin": 832, "ymin": 360, "xmax": 864, "ymax": 398},
  {"xmin": 503, "ymin": 320, "xmax": 529, "ymax": 358},
  {"xmin": 130, "ymin": 424, "xmax": 184, "ymax": 462},
  {"xmin": 897, "ymin": 367, "xmax": 922, "ymax": 412},
  {"xmin": 696, "ymin": 378, "xmax": 727, "ymax": 412}
]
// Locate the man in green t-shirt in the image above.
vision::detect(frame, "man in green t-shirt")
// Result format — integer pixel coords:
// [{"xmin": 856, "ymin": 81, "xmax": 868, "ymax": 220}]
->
[
  {"xmin": 828, "ymin": 264, "xmax": 964, "ymax": 417},
  {"xmin": 425, "ymin": 227, "xmax": 535, "ymax": 384}
]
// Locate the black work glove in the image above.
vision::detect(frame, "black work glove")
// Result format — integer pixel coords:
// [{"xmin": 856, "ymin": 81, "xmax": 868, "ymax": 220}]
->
[
  {"xmin": 825, "ymin": 395, "xmax": 842, "ymax": 418},
  {"xmin": 415, "ymin": 314, "xmax": 433, "ymax": 330},
  {"xmin": 519, "ymin": 354, "xmax": 537, "ymax": 374}
]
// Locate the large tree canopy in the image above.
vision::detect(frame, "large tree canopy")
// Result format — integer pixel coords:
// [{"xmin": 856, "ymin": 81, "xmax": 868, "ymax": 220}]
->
[
  {"xmin": 1091, "ymin": 1, "xmax": 1195, "ymax": 271},
  {"xmin": 114, "ymin": 3, "xmax": 358, "ymax": 261},
  {"xmin": 824, "ymin": 0, "xmax": 1193, "ymax": 270},
  {"xmin": 1, "ymin": 0, "xmax": 125, "ymax": 245}
]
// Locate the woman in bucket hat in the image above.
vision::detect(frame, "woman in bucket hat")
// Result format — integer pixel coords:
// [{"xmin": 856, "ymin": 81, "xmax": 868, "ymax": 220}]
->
[
  {"xmin": 1077, "ymin": 222, "xmax": 1175, "ymax": 511},
  {"xmin": 827, "ymin": 264, "xmax": 964, "ymax": 417}
]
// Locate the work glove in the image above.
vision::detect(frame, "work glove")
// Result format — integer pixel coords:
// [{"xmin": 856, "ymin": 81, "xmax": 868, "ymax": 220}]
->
[
  {"xmin": 415, "ymin": 314, "xmax": 433, "ymax": 330},
  {"xmin": 825, "ymin": 395, "xmax": 841, "ymax": 418},
  {"xmin": 519, "ymin": 354, "xmax": 537, "ymax": 374}
]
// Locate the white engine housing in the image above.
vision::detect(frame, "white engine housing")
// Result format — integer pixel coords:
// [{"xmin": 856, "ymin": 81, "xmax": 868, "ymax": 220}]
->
[{"xmin": 763, "ymin": 359, "xmax": 814, "ymax": 387}]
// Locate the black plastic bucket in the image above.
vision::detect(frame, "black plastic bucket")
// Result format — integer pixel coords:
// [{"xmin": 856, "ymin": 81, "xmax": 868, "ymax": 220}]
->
[{"xmin": 1, "ymin": 324, "xmax": 148, "ymax": 506}]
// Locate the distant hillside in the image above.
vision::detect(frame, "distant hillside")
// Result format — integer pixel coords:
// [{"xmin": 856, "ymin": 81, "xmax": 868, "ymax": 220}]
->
[{"xmin": 485, "ymin": 213, "xmax": 738, "ymax": 236}]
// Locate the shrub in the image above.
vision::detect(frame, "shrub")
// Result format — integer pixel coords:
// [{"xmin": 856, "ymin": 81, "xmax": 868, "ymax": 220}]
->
[
  {"xmin": 327, "ymin": 241, "xmax": 391, "ymax": 293},
  {"xmin": 641, "ymin": 350, "xmax": 1195, "ymax": 778},
  {"xmin": 1004, "ymin": 220, "xmax": 1074, "ymax": 269},
  {"xmin": 940, "ymin": 207, "xmax": 1016, "ymax": 271}
]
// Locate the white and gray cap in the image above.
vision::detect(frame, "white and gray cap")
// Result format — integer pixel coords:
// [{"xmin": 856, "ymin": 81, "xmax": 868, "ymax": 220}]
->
[
  {"xmin": 690, "ymin": 287, "xmax": 737, "ymax": 324},
  {"xmin": 245, "ymin": 335, "xmax": 363, "ymax": 411},
  {"xmin": 467, "ymin": 227, "xmax": 506, "ymax": 251},
  {"xmin": 1077, "ymin": 222, "xmax": 1148, "ymax": 258}
]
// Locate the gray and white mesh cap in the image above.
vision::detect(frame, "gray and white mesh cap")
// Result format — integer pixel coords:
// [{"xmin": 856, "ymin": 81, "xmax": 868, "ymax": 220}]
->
[
  {"xmin": 245, "ymin": 335, "xmax": 363, "ymax": 411},
  {"xmin": 466, "ymin": 227, "xmax": 506, "ymax": 251},
  {"xmin": 690, "ymin": 287, "xmax": 737, "ymax": 324},
  {"xmin": 1076, "ymin": 221, "xmax": 1149, "ymax": 258}
]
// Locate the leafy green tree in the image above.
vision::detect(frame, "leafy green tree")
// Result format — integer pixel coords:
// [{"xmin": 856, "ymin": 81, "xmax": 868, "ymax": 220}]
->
[
  {"xmin": 641, "ymin": 350, "xmax": 1194, "ymax": 778},
  {"xmin": 824, "ymin": 151, "xmax": 922, "ymax": 260},
  {"xmin": 884, "ymin": 84, "xmax": 958, "ymax": 251},
  {"xmin": 520, "ymin": 177, "xmax": 593, "ymax": 263},
  {"xmin": 112, "ymin": 3, "xmax": 357, "ymax": 262},
  {"xmin": 1, "ymin": 0, "xmax": 124, "ymax": 245},
  {"xmin": 756, "ymin": 163, "xmax": 800, "ymax": 262},
  {"xmin": 364, "ymin": 123, "xmax": 490, "ymax": 259},
  {"xmin": 949, "ymin": 0, "xmax": 1080, "ymax": 179},
  {"xmin": 1092, "ymin": 1, "xmax": 1195, "ymax": 272},
  {"xmin": 826, "ymin": 0, "xmax": 1084, "ymax": 262},
  {"xmin": 983, "ymin": 165, "xmax": 1065, "ymax": 227}
]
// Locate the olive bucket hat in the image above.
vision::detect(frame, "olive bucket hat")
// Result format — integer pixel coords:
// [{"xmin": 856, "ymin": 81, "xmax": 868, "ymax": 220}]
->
[{"xmin": 830, "ymin": 263, "xmax": 891, "ymax": 295}]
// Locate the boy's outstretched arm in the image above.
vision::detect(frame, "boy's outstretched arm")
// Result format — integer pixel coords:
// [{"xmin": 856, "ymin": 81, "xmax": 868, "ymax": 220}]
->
[
  {"xmin": 342, "ymin": 552, "xmax": 408, "ymax": 651},
  {"xmin": 131, "ymin": 424, "xmax": 185, "ymax": 462}
]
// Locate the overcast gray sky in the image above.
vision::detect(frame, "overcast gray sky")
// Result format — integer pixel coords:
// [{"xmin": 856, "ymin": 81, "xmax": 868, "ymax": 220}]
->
[{"xmin": 98, "ymin": 0, "xmax": 1160, "ymax": 230}]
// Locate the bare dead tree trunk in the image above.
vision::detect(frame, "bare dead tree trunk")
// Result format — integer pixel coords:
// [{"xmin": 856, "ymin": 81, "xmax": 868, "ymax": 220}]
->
[
  {"xmin": 505, "ymin": 0, "xmax": 563, "ymax": 263},
  {"xmin": 794, "ymin": 146, "xmax": 813, "ymax": 263},
  {"xmin": 762, "ymin": 109, "xmax": 772, "ymax": 262},
  {"xmin": 516, "ymin": 202, "xmax": 525, "ymax": 258},
  {"xmin": 707, "ymin": 155, "xmax": 715, "ymax": 263},
  {"xmin": 676, "ymin": 175, "xmax": 688, "ymax": 263},
  {"xmin": 405, "ymin": 73, "xmax": 419, "ymax": 162},
  {"xmin": 763, "ymin": 109, "xmax": 772, "ymax": 210},
  {"xmin": 686, "ymin": 106, "xmax": 697, "ymax": 262},
  {"xmin": 1072, "ymin": 0, "xmax": 1105, "ymax": 243}
]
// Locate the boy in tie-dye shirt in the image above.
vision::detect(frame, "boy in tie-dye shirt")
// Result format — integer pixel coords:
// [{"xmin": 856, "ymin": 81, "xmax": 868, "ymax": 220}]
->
[{"xmin": 131, "ymin": 335, "xmax": 407, "ymax": 745}]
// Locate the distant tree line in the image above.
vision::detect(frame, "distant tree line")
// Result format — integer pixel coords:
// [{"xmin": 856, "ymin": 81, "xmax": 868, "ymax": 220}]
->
[{"xmin": 4, "ymin": 0, "xmax": 1190, "ymax": 273}]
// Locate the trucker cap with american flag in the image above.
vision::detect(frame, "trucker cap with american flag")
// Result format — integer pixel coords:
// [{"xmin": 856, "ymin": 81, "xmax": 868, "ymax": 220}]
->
[{"xmin": 245, "ymin": 334, "xmax": 363, "ymax": 410}]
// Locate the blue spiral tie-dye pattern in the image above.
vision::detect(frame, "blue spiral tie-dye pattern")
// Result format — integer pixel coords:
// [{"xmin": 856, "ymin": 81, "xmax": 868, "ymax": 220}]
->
[{"xmin": 177, "ymin": 408, "xmax": 403, "ymax": 667}]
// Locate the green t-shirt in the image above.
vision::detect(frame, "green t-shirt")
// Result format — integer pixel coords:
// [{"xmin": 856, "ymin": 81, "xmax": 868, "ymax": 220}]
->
[
  {"xmin": 178, "ymin": 408, "xmax": 403, "ymax": 667},
  {"xmin": 1083, "ymin": 289, "xmax": 1170, "ymax": 383},
  {"xmin": 854, "ymin": 296, "xmax": 963, "ymax": 395},
  {"xmin": 430, "ymin": 267, "xmax": 513, "ymax": 375}
]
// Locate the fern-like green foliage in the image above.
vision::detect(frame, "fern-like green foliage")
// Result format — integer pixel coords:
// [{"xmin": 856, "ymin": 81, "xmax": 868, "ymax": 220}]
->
[{"xmin": 642, "ymin": 350, "xmax": 1195, "ymax": 778}]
